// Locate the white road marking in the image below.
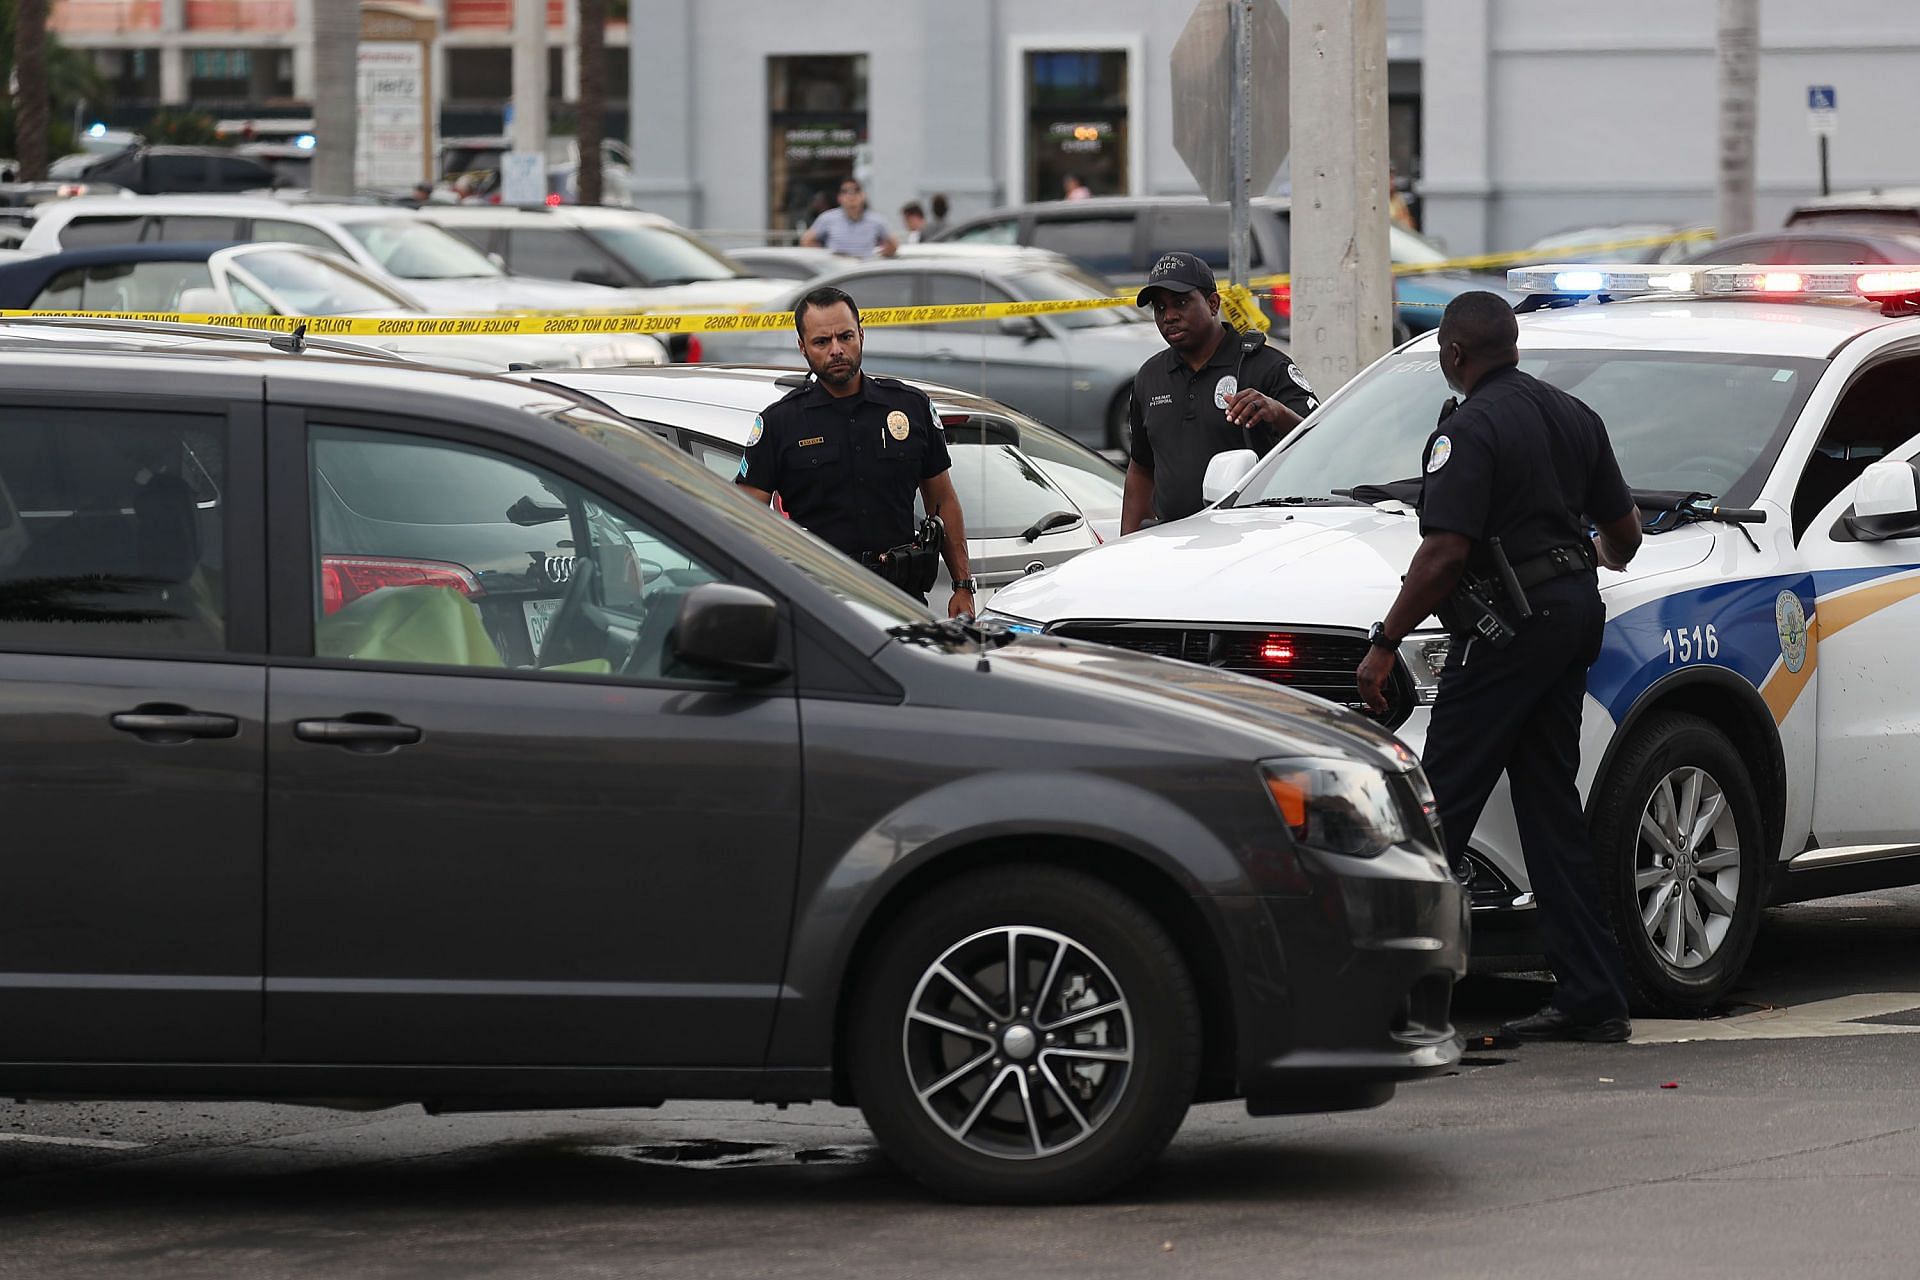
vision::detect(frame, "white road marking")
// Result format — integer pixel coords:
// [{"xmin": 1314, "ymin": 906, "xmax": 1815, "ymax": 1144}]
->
[
  {"xmin": 0, "ymin": 1131, "xmax": 147, "ymax": 1151},
  {"xmin": 1632, "ymin": 992, "xmax": 1920, "ymax": 1044}
]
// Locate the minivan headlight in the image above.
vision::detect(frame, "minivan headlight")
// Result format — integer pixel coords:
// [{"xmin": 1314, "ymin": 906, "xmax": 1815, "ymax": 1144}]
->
[
  {"xmin": 975, "ymin": 608, "xmax": 1043, "ymax": 634},
  {"xmin": 1261, "ymin": 757, "xmax": 1416, "ymax": 858}
]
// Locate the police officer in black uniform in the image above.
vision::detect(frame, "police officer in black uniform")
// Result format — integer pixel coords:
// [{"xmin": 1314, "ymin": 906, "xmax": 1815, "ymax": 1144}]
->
[
  {"xmin": 736, "ymin": 285, "xmax": 978, "ymax": 617},
  {"xmin": 1122, "ymin": 252, "xmax": 1319, "ymax": 534},
  {"xmin": 1355, "ymin": 291, "xmax": 1645, "ymax": 1043}
]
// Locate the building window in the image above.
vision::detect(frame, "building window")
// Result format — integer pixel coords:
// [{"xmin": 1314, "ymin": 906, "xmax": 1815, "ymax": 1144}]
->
[
  {"xmin": 188, "ymin": 47, "xmax": 293, "ymax": 103},
  {"xmin": 1024, "ymin": 50, "xmax": 1128, "ymax": 203},
  {"xmin": 767, "ymin": 54, "xmax": 868, "ymax": 236},
  {"xmin": 90, "ymin": 48, "xmax": 162, "ymax": 104},
  {"xmin": 445, "ymin": 46, "xmax": 564, "ymax": 109}
]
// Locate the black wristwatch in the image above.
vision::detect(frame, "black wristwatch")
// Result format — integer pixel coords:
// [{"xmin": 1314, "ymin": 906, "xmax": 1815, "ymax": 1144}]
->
[
  {"xmin": 952, "ymin": 577, "xmax": 978, "ymax": 594},
  {"xmin": 1367, "ymin": 622, "xmax": 1397, "ymax": 651}
]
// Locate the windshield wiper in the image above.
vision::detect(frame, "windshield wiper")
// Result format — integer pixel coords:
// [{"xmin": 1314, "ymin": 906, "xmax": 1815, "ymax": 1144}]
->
[
  {"xmin": 1240, "ymin": 495, "xmax": 1357, "ymax": 507},
  {"xmin": 1020, "ymin": 510, "xmax": 1081, "ymax": 541},
  {"xmin": 887, "ymin": 616, "xmax": 1020, "ymax": 651}
]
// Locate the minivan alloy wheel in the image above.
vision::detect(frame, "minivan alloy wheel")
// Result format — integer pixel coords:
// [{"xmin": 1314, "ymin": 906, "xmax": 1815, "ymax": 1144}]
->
[
  {"xmin": 904, "ymin": 925, "xmax": 1133, "ymax": 1160},
  {"xmin": 1634, "ymin": 765, "xmax": 1741, "ymax": 969}
]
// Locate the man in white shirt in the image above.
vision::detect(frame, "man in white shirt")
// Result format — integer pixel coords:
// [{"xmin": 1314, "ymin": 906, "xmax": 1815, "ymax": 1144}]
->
[{"xmin": 803, "ymin": 178, "xmax": 899, "ymax": 258}]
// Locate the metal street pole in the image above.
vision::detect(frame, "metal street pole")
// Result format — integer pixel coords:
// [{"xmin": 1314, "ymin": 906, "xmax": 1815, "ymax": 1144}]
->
[
  {"xmin": 310, "ymin": 0, "xmax": 357, "ymax": 197},
  {"xmin": 1819, "ymin": 134, "xmax": 1830, "ymax": 197},
  {"xmin": 1288, "ymin": 0, "xmax": 1391, "ymax": 395},
  {"xmin": 1716, "ymin": 0, "xmax": 1759, "ymax": 238},
  {"xmin": 511, "ymin": 0, "xmax": 549, "ymax": 158},
  {"xmin": 1227, "ymin": 0, "xmax": 1252, "ymax": 292}
]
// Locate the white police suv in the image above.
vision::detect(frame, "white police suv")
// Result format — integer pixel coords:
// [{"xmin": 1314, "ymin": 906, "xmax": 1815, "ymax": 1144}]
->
[{"xmin": 984, "ymin": 264, "xmax": 1920, "ymax": 1012}]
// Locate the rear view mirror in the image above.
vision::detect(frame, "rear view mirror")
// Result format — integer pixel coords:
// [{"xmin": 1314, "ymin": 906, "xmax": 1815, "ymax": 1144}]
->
[
  {"xmin": 1201, "ymin": 449, "xmax": 1261, "ymax": 505},
  {"xmin": 672, "ymin": 582, "xmax": 788, "ymax": 681},
  {"xmin": 1843, "ymin": 458, "xmax": 1920, "ymax": 541},
  {"xmin": 998, "ymin": 315, "xmax": 1044, "ymax": 340}
]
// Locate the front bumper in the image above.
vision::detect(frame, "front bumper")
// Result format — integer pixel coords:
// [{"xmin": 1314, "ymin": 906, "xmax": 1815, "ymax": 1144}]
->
[{"xmin": 1215, "ymin": 843, "xmax": 1469, "ymax": 1116}]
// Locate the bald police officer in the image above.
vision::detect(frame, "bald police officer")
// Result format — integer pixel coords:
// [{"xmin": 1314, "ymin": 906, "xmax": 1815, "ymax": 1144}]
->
[
  {"xmin": 1121, "ymin": 252, "xmax": 1318, "ymax": 534},
  {"xmin": 736, "ymin": 286, "xmax": 977, "ymax": 617},
  {"xmin": 1356, "ymin": 292, "xmax": 1644, "ymax": 1044}
]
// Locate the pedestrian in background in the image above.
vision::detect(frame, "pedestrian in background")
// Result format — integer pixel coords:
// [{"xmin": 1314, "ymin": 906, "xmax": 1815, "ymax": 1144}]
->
[
  {"xmin": 1120, "ymin": 252, "xmax": 1318, "ymax": 534},
  {"xmin": 1063, "ymin": 173, "xmax": 1092, "ymax": 201},
  {"xmin": 802, "ymin": 178, "xmax": 898, "ymax": 258},
  {"xmin": 1355, "ymin": 291, "xmax": 1643, "ymax": 1044},
  {"xmin": 900, "ymin": 201, "xmax": 928, "ymax": 243},
  {"xmin": 926, "ymin": 193, "xmax": 950, "ymax": 238},
  {"xmin": 736, "ymin": 286, "xmax": 977, "ymax": 617}
]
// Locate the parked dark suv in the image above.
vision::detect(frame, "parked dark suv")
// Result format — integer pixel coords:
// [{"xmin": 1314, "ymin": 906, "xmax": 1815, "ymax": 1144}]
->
[{"xmin": 0, "ymin": 327, "xmax": 1465, "ymax": 1202}]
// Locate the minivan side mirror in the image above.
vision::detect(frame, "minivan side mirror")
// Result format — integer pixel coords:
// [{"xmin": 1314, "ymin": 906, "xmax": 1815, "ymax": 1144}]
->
[
  {"xmin": 1843, "ymin": 458, "xmax": 1920, "ymax": 541},
  {"xmin": 671, "ymin": 582, "xmax": 789, "ymax": 681},
  {"xmin": 1201, "ymin": 449, "xmax": 1261, "ymax": 505},
  {"xmin": 998, "ymin": 315, "xmax": 1045, "ymax": 341}
]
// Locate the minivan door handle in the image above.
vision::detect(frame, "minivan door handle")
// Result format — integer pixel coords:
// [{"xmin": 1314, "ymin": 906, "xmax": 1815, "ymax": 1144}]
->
[
  {"xmin": 110, "ymin": 705, "xmax": 240, "ymax": 744},
  {"xmin": 293, "ymin": 716, "xmax": 422, "ymax": 752}
]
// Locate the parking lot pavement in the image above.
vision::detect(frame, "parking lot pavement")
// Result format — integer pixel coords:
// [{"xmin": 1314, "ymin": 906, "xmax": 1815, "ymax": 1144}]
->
[{"xmin": 5, "ymin": 890, "xmax": 1919, "ymax": 1280}]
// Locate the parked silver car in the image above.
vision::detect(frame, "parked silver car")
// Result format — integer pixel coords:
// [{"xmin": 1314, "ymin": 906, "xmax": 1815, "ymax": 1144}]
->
[
  {"xmin": 525, "ymin": 365, "xmax": 1121, "ymax": 603},
  {"xmin": 691, "ymin": 250, "xmax": 1167, "ymax": 448}
]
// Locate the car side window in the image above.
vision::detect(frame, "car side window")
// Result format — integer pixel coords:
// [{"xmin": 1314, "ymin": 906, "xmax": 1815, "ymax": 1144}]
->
[
  {"xmin": 1145, "ymin": 206, "xmax": 1266, "ymax": 270},
  {"xmin": 0, "ymin": 407, "xmax": 227, "ymax": 654},
  {"xmin": 309, "ymin": 426, "xmax": 723, "ymax": 681},
  {"xmin": 684, "ymin": 437, "xmax": 744, "ymax": 479},
  {"xmin": 830, "ymin": 272, "xmax": 916, "ymax": 311},
  {"xmin": 1029, "ymin": 215, "xmax": 1136, "ymax": 274},
  {"xmin": 504, "ymin": 228, "xmax": 608, "ymax": 283},
  {"xmin": 34, "ymin": 261, "xmax": 216, "ymax": 311},
  {"xmin": 924, "ymin": 273, "xmax": 1017, "ymax": 335},
  {"xmin": 252, "ymin": 219, "xmax": 343, "ymax": 252},
  {"xmin": 951, "ymin": 219, "xmax": 1018, "ymax": 246},
  {"xmin": 155, "ymin": 215, "xmax": 244, "ymax": 241},
  {"xmin": 58, "ymin": 215, "xmax": 148, "ymax": 248},
  {"xmin": 1794, "ymin": 355, "xmax": 1920, "ymax": 540}
]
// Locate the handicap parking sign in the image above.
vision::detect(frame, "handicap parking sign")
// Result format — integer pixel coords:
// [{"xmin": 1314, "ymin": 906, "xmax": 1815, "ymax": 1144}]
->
[{"xmin": 1808, "ymin": 85, "xmax": 1837, "ymax": 135}]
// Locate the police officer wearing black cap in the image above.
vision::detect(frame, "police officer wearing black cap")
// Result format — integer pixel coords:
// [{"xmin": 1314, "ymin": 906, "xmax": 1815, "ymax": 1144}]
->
[
  {"xmin": 736, "ymin": 285, "xmax": 978, "ymax": 616},
  {"xmin": 1121, "ymin": 251, "xmax": 1318, "ymax": 534},
  {"xmin": 1355, "ymin": 291, "xmax": 1645, "ymax": 1044}
]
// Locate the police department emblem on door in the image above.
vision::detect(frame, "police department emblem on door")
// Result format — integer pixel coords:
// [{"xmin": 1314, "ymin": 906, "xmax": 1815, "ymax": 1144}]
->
[
  {"xmin": 1776, "ymin": 590, "xmax": 1808, "ymax": 674},
  {"xmin": 1213, "ymin": 375, "xmax": 1238, "ymax": 410},
  {"xmin": 887, "ymin": 410, "xmax": 911, "ymax": 441}
]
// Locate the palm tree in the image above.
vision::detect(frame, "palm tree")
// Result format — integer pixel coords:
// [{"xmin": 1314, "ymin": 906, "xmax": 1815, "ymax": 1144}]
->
[{"xmin": 576, "ymin": 0, "xmax": 606, "ymax": 206}]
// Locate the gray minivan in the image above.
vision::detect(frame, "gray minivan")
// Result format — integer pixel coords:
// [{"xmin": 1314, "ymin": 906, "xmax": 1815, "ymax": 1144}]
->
[{"xmin": 0, "ymin": 325, "xmax": 1464, "ymax": 1202}]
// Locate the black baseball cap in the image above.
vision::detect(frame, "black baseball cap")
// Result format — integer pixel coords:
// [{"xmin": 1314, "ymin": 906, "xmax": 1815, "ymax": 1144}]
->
[{"xmin": 1136, "ymin": 251, "xmax": 1217, "ymax": 305}]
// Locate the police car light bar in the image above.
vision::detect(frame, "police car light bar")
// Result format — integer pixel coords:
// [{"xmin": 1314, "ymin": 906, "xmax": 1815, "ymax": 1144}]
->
[
  {"xmin": 1505, "ymin": 265, "xmax": 1702, "ymax": 296},
  {"xmin": 1510, "ymin": 263, "xmax": 1920, "ymax": 305}
]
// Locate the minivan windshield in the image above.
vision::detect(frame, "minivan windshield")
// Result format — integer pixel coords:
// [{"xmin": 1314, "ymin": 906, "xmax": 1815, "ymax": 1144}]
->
[
  {"xmin": 561, "ymin": 407, "xmax": 929, "ymax": 629},
  {"xmin": 1232, "ymin": 349, "xmax": 1825, "ymax": 508},
  {"xmin": 344, "ymin": 219, "xmax": 503, "ymax": 280}
]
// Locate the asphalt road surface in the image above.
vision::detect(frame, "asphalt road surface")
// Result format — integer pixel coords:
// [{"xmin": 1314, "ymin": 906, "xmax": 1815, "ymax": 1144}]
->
[{"xmin": 6, "ymin": 890, "xmax": 1920, "ymax": 1280}]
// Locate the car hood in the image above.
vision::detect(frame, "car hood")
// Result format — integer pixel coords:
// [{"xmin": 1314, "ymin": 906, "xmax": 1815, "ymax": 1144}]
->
[
  {"xmin": 967, "ymin": 634, "xmax": 1416, "ymax": 767},
  {"xmin": 400, "ymin": 276, "xmax": 626, "ymax": 313},
  {"xmin": 988, "ymin": 503, "xmax": 1716, "ymax": 628}
]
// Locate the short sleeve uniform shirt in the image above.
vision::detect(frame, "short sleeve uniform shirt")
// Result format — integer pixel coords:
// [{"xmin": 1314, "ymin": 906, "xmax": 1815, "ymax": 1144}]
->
[
  {"xmin": 808, "ymin": 208, "xmax": 890, "ymax": 257},
  {"xmin": 1418, "ymin": 364, "xmax": 1633, "ymax": 574},
  {"xmin": 1127, "ymin": 325, "xmax": 1319, "ymax": 523},
  {"xmin": 736, "ymin": 375, "xmax": 952, "ymax": 558}
]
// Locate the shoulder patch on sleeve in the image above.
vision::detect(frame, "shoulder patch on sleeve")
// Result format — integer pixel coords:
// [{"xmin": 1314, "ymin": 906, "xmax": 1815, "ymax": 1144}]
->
[
  {"xmin": 1426, "ymin": 434, "xmax": 1453, "ymax": 473},
  {"xmin": 1287, "ymin": 364, "xmax": 1314, "ymax": 394},
  {"xmin": 746, "ymin": 414, "xmax": 763, "ymax": 446}
]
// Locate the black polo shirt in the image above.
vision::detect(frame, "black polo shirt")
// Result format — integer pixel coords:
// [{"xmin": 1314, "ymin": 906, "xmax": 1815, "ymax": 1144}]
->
[
  {"xmin": 1418, "ymin": 364, "xmax": 1633, "ymax": 574},
  {"xmin": 736, "ymin": 373, "xmax": 952, "ymax": 558},
  {"xmin": 1128, "ymin": 325, "xmax": 1319, "ymax": 523}
]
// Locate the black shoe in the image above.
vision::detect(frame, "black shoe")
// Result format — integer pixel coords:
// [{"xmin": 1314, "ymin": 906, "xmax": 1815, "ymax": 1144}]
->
[{"xmin": 1499, "ymin": 1006, "xmax": 1632, "ymax": 1043}]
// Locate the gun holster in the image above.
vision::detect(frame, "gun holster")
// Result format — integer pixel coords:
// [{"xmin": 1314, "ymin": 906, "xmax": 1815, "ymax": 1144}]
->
[
  {"xmin": 1436, "ymin": 536, "xmax": 1531, "ymax": 649},
  {"xmin": 876, "ymin": 515, "xmax": 944, "ymax": 595}
]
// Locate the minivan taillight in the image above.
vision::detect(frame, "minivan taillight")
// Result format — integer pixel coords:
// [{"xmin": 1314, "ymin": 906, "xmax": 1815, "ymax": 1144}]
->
[
  {"xmin": 320, "ymin": 555, "xmax": 483, "ymax": 616},
  {"xmin": 1268, "ymin": 283, "xmax": 1292, "ymax": 318}
]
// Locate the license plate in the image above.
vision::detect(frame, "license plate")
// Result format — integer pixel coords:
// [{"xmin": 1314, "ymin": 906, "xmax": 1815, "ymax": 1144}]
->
[{"xmin": 524, "ymin": 598, "xmax": 563, "ymax": 649}]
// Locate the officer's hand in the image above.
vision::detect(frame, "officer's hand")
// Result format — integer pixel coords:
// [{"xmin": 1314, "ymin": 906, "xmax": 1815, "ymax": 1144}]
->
[
  {"xmin": 948, "ymin": 588, "xmax": 974, "ymax": 619},
  {"xmin": 1593, "ymin": 532, "xmax": 1628, "ymax": 572},
  {"xmin": 1356, "ymin": 647, "xmax": 1395, "ymax": 714},
  {"xmin": 1223, "ymin": 388, "xmax": 1299, "ymax": 431}
]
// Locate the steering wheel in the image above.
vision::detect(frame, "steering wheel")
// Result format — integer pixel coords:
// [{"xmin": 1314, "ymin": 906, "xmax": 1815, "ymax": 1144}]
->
[{"xmin": 533, "ymin": 557, "xmax": 600, "ymax": 668}]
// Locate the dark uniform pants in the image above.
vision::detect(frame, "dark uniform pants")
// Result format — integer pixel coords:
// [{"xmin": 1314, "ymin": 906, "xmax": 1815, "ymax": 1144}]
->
[{"xmin": 1422, "ymin": 577, "xmax": 1630, "ymax": 1020}]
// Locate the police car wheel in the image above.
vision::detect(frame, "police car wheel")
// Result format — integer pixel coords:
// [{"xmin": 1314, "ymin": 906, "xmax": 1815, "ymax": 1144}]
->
[
  {"xmin": 1591, "ymin": 712, "xmax": 1767, "ymax": 1016},
  {"xmin": 848, "ymin": 865, "xmax": 1199, "ymax": 1203}
]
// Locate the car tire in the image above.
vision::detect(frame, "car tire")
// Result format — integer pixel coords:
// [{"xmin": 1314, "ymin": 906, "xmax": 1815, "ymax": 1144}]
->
[
  {"xmin": 1590, "ymin": 712, "xmax": 1767, "ymax": 1016},
  {"xmin": 848, "ymin": 864, "xmax": 1199, "ymax": 1203},
  {"xmin": 1106, "ymin": 388, "xmax": 1133, "ymax": 453}
]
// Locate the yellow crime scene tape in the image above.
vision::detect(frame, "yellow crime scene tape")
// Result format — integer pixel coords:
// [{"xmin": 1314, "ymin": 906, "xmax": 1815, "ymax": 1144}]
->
[{"xmin": 0, "ymin": 228, "xmax": 1714, "ymax": 341}]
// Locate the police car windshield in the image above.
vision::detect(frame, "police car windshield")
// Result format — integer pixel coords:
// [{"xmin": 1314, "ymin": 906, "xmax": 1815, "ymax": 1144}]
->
[{"xmin": 1233, "ymin": 350, "xmax": 1824, "ymax": 509}]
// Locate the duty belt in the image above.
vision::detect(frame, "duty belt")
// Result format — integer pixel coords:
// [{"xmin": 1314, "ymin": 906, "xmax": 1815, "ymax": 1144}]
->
[{"xmin": 1507, "ymin": 541, "xmax": 1597, "ymax": 591}]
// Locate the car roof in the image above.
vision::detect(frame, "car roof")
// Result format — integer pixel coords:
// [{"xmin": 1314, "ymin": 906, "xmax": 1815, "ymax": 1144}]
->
[
  {"xmin": 1408, "ymin": 297, "xmax": 1907, "ymax": 360},
  {"xmin": 1790, "ymin": 187, "xmax": 1920, "ymax": 215},
  {"xmin": 954, "ymin": 194, "xmax": 1290, "ymax": 219},
  {"xmin": 0, "ymin": 314, "xmax": 413, "ymax": 362},
  {"xmin": 529, "ymin": 365, "xmax": 1020, "ymax": 445},
  {"xmin": 36, "ymin": 195, "xmax": 397, "ymax": 223},
  {"xmin": 1701, "ymin": 227, "xmax": 1920, "ymax": 251}
]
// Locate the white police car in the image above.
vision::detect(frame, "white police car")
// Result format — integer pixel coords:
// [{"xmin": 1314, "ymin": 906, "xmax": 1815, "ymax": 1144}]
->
[{"xmin": 984, "ymin": 264, "xmax": 1920, "ymax": 1012}]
